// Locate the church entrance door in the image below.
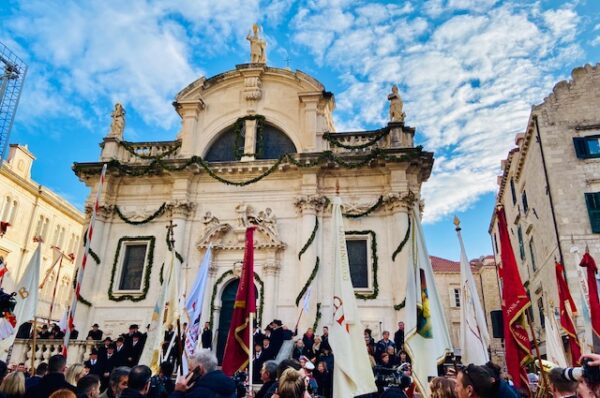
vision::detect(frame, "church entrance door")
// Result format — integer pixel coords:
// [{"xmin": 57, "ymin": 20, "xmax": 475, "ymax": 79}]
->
[{"xmin": 216, "ymin": 279, "xmax": 258, "ymax": 364}]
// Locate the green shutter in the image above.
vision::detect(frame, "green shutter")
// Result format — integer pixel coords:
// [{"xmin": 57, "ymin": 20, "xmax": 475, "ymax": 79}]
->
[{"xmin": 585, "ymin": 193, "xmax": 600, "ymax": 233}]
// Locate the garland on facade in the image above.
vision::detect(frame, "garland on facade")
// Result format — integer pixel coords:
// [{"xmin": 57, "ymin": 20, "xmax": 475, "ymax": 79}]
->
[
  {"xmin": 108, "ymin": 236, "xmax": 156, "ymax": 302},
  {"xmin": 346, "ymin": 230, "xmax": 379, "ymax": 300},
  {"xmin": 72, "ymin": 269, "xmax": 92, "ymax": 306},
  {"xmin": 295, "ymin": 257, "xmax": 320, "ymax": 306},
  {"xmin": 82, "ymin": 234, "xmax": 101, "ymax": 265},
  {"xmin": 312, "ymin": 302, "xmax": 322, "ymax": 331},
  {"xmin": 323, "ymin": 127, "xmax": 390, "ymax": 150},
  {"xmin": 115, "ymin": 203, "xmax": 167, "ymax": 225},
  {"xmin": 233, "ymin": 115, "xmax": 266, "ymax": 159},
  {"xmin": 120, "ymin": 140, "xmax": 182, "ymax": 160},
  {"xmin": 393, "ymin": 298, "xmax": 406, "ymax": 311},
  {"xmin": 298, "ymin": 216, "xmax": 318, "ymax": 260},
  {"xmin": 343, "ymin": 196, "xmax": 384, "ymax": 219},
  {"xmin": 209, "ymin": 270, "xmax": 264, "ymax": 329},
  {"xmin": 391, "ymin": 216, "xmax": 411, "ymax": 262},
  {"xmin": 104, "ymin": 146, "xmax": 425, "ymax": 187}
]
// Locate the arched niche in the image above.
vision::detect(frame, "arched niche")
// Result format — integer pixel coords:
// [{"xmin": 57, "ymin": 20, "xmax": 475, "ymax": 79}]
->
[{"xmin": 204, "ymin": 122, "xmax": 297, "ymax": 162}]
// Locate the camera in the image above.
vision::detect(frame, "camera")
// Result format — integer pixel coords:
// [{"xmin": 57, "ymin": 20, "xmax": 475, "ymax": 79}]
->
[
  {"xmin": 0, "ymin": 289, "xmax": 16, "ymax": 316},
  {"xmin": 232, "ymin": 371, "xmax": 247, "ymax": 398},
  {"xmin": 562, "ymin": 358, "xmax": 600, "ymax": 387},
  {"xmin": 374, "ymin": 366, "xmax": 413, "ymax": 390}
]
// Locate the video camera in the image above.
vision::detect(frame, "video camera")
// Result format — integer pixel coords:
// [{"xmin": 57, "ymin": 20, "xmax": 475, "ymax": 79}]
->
[
  {"xmin": 232, "ymin": 371, "xmax": 247, "ymax": 398},
  {"xmin": 373, "ymin": 365, "xmax": 413, "ymax": 390},
  {"xmin": 0, "ymin": 288, "xmax": 16, "ymax": 316},
  {"xmin": 561, "ymin": 358, "xmax": 600, "ymax": 388}
]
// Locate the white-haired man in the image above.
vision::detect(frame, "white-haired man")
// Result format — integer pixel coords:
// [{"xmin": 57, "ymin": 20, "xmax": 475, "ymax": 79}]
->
[{"xmin": 172, "ymin": 350, "xmax": 236, "ymax": 398}]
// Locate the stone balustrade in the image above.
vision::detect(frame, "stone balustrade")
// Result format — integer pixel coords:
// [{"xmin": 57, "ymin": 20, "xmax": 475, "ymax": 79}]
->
[
  {"xmin": 327, "ymin": 130, "xmax": 390, "ymax": 154},
  {"xmin": 117, "ymin": 141, "xmax": 181, "ymax": 164},
  {"xmin": 8, "ymin": 339, "xmax": 97, "ymax": 367}
]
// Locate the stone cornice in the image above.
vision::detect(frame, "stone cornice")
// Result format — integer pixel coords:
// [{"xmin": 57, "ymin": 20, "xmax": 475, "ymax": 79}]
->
[{"xmin": 0, "ymin": 163, "xmax": 85, "ymax": 223}]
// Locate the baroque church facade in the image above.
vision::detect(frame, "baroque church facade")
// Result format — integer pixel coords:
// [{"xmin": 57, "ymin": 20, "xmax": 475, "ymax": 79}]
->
[{"xmin": 72, "ymin": 30, "xmax": 433, "ymax": 360}]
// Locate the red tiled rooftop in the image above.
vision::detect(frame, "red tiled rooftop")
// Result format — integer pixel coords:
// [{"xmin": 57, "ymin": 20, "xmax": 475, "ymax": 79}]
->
[{"xmin": 430, "ymin": 255, "xmax": 460, "ymax": 272}]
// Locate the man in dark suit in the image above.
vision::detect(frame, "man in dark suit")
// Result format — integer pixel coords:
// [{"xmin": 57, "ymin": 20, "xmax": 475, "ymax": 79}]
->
[
  {"xmin": 24, "ymin": 354, "xmax": 76, "ymax": 398},
  {"xmin": 124, "ymin": 324, "xmax": 138, "ymax": 347},
  {"xmin": 99, "ymin": 344, "xmax": 117, "ymax": 390},
  {"xmin": 84, "ymin": 349, "xmax": 102, "ymax": 376},
  {"xmin": 114, "ymin": 337, "xmax": 128, "ymax": 367},
  {"xmin": 201, "ymin": 322, "xmax": 212, "ymax": 350},
  {"xmin": 86, "ymin": 324, "xmax": 103, "ymax": 341},
  {"xmin": 126, "ymin": 332, "xmax": 144, "ymax": 366},
  {"xmin": 25, "ymin": 362, "xmax": 47, "ymax": 391},
  {"xmin": 98, "ymin": 337, "xmax": 113, "ymax": 360}
]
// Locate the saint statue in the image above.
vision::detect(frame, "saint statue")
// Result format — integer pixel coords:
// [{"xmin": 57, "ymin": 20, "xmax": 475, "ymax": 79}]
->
[
  {"xmin": 387, "ymin": 85, "xmax": 405, "ymax": 123},
  {"xmin": 109, "ymin": 102, "xmax": 126, "ymax": 138},
  {"xmin": 247, "ymin": 24, "xmax": 266, "ymax": 64}
]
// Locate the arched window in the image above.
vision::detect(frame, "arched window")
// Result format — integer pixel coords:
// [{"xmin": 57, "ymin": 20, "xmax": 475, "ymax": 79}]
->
[
  {"xmin": 2, "ymin": 196, "xmax": 11, "ymax": 221},
  {"xmin": 205, "ymin": 122, "xmax": 296, "ymax": 162}
]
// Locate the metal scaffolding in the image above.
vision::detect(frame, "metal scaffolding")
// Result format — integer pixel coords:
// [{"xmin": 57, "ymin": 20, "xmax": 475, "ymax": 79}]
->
[{"xmin": 0, "ymin": 41, "xmax": 28, "ymax": 160}]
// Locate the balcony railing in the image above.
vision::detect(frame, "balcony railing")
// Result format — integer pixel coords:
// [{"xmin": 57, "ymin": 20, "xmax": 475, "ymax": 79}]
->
[
  {"xmin": 7, "ymin": 339, "xmax": 97, "ymax": 367},
  {"xmin": 116, "ymin": 140, "xmax": 181, "ymax": 164}
]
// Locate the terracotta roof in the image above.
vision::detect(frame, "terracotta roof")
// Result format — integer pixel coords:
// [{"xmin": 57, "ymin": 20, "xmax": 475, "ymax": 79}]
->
[{"xmin": 430, "ymin": 256, "xmax": 460, "ymax": 272}]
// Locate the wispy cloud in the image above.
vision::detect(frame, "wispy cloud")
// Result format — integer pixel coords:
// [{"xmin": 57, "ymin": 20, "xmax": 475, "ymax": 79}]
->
[{"xmin": 290, "ymin": 1, "xmax": 582, "ymax": 222}]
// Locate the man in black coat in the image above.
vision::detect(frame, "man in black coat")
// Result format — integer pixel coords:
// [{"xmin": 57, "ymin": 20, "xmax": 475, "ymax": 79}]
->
[
  {"xmin": 127, "ymin": 332, "xmax": 145, "ymax": 366},
  {"xmin": 84, "ymin": 349, "xmax": 103, "ymax": 376},
  {"xmin": 201, "ymin": 322, "xmax": 212, "ymax": 350},
  {"xmin": 121, "ymin": 365, "xmax": 152, "ymax": 398},
  {"xmin": 87, "ymin": 323, "xmax": 103, "ymax": 340},
  {"xmin": 114, "ymin": 337, "xmax": 129, "ymax": 367},
  {"xmin": 267, "ymin": 320, "xmax": 284, "ymax": 357},
  {"xmin": 100, "ymin": 344, "xmax": 118, "ymax": 390},
  {"xmin": 24, "ymin": 354, "xmax": 76, "ymax": 398},
  {"xmin": 25, "ymin": 362, "xmax": 48, "ymax": 391},
  {"xmin": 394, "ymin": 321, "xmax": 405, "ymax": 350},
  {"xmin": 170, "ymin": 350, "xmax": 235, "ymax": 398}
]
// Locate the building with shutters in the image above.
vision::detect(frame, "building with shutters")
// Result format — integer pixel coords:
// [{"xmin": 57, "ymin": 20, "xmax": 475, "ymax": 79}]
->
[
  {"xmin": 0, "ymin": 144, "xmax": 85, "ymax": 322},
  {"xmin": 70, "ymin": 29, "xmax": 435, "ymax": 362},
  {"xmin": 489, "ymin": 63, "xmax": 600, "ymax": 360}
]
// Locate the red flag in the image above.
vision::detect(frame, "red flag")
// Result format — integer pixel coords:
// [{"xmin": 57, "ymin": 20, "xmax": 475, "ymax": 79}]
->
[
  {"xmin": 555, "ymin": 262, "xmax": 581, "ymax": 365},
  {"xmin": 222, "ymin": 227, "xmax": 256, "ymax": 376},
  {"xmin": 496, "ymin": 208, "xmax": 532, "ymax": 390},
  {"xmin": 579, "ymin": 252, "xmax": 600, "ymax": 352}
]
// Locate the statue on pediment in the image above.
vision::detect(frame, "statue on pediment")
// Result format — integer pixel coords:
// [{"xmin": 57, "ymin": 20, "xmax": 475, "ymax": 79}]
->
[
  {"xmin": 256, "ymin": 207, "xmax": 277, "ymax": 237},
  {"xmin": 388, "ymin": 85, "xmax": 405, "ymax": 123},
  {"xmin": 108, "ymin": 102, "xmax": 125, "ymax": 138},
  {"xmin": 247, "ymin": 24, "xmax": 266, "ymax": 64}
]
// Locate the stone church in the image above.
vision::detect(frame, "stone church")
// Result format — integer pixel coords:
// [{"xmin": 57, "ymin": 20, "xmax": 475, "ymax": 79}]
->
[{"xmin": 72, "ymin": 29, "xmax": 433, "ymax": 361}]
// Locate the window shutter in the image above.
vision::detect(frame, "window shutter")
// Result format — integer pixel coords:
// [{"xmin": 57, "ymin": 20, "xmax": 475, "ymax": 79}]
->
[
  {"xmin": 585, "ymin": 193, "xmax": 600, "ymax": 233},
  {"xmin": 573, "ymin": 137, "xmax": 589, "ymax": 159}
]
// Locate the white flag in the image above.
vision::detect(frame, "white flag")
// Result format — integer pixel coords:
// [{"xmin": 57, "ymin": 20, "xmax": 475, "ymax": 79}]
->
[
  {"xmin": 58, "ymin": 307, "xmax": 68, "ymax": 332},
  {"xmin": 545, "ymin": 303, "xmax": 568, "ymax": 367},
  {"xmin": 302, "ymin": 285, "xmax": 312, "ymax": 314},
  {"xmin": 405, "ymin": 206, "xmax": 452, "ymax": 396},
  {"xmin": 0, "ymin": 244, "xmax": 42, "ymax": 356},
  {"xmin": 184, "ymin": 246, "xmax": 211, "ymax": 356},
  {"xmin": 329, "ymin": 197, "xmax": 377, "ymax": 397},
  {"xmin": 456, "ymin": 219, "xmax": 490, "ymax": 365},
  {"xmin": 139, "ymin": 253, "xmax": 174, "ymax": 373}
]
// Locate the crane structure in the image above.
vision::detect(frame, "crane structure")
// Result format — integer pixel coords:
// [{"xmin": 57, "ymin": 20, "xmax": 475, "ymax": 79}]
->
[{"xmin": 0, "ymin": 41, "xmax": 27, "ymax": 160}]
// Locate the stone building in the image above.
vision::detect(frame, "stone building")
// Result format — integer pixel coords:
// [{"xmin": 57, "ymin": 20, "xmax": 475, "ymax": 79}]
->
[
  {"xmin": 430, "ymin": 255, "xmax": 504, "ymax": 365},
  {"xmin": 0, "ymin": 144, "xmax": 85, "ymax": 321},
  {"xmin": 71, "ymin": 31, "xmax": 433, "ymax": 361},
  {"xmin": 489, "ymin": 64, "xmax": 600, "ymax": 358}
]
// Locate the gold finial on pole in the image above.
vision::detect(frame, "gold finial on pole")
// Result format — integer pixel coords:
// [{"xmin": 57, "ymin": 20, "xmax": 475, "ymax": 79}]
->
[{"xmin": 453, "ymin": 216, "xmax": 461, "ymax": 231}]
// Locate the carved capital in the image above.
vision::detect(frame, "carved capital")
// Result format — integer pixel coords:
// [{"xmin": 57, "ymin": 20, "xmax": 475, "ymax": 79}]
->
[
  {"xmin": 262, "ymin": 261, "xmax": 280, "ymax": 276},
  {"xmin": 166, "ymin": 200, "xmax": 197, "ymax": 218},
  {"xmin": 294, "ymin": 195, "xmax": 328, "ymax": 214}
]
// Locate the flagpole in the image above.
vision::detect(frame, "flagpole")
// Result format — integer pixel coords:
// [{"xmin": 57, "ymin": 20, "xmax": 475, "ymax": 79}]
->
[
  {"xmin": 30, "ymin": 316, "xmax": 37, "ymax": 370},
  {"xmin": 47, "ymin": 252, "xmax": 64, "ymax": 323},
  {"xmin": 294, "ymin": 308, "xmax": 303, "ymax": 332},
  {"xmin": 527, "ymin": 311, "xmax": 551, "ymax": 398},
  {"xmin": 248, "ymin": 311, "xmax": 253, "ymax": 391}
]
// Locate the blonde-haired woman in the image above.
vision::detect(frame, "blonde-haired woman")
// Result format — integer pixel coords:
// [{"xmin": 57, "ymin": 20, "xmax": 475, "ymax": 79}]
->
[
  {"xmin": 430, "ymin": 376, "xmax": 457, "ymax": 398},
  {"xmin": 0, "ymin": 371, "xmax": 25, "ymax": 398},
  {"xmin": 273, "ymin": 368, "xmax": 310, "ymax": 398},
  {"xmin": 65, "ymin": 363, "xmax": 88, "ymax": 386}
]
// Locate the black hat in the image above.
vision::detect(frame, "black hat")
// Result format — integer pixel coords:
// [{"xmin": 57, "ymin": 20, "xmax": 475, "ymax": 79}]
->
[
  {"xmin": 90, "ymin": 349, "xmax": 98, "ymax": 355},
  {"xmin": 129, "ymin": 324, "xmax": 138, "ymax": 329},
  {"xmin": 132, "ymin": 332, "xmax": 142, "ymax": 339},
  {"xmin": 108, "ymin": 343, "xmax": 116, "ymax": 350},
  {"xmin": 103, "ymin": 337, "xmax": 112, "ymax": 342},
  {"xmin": 41, "ymin": 325, "xmax": 48, "ymax": 329},
  {"xmin": 273, "ymin": 319, "xmax": 282, "ymax": 326},
  {"xmin": 116, "ymin": 336, "xmax": 124, "ymax": 343},
  {"xmin": 92, "ymin": 323, "xmax": 99, "ymax": 327}
]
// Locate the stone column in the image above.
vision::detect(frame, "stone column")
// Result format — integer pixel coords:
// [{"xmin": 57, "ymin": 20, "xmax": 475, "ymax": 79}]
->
[
  {"xmin": 262, "ymin": 253, "xmax": 280, "ymax": 327},
  {"xmin": 176, "ymin": 101, "xmax": 205, "ymax": 157},
  {"xmin": 299, "ymin": 92, "xmax": 321, "ymax": 150}
]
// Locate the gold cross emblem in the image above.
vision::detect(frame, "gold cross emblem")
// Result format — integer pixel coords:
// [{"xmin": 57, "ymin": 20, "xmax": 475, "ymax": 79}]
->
[{"xmin": 18, "ymin": 287, "xmax": 29, "ymax": 299}]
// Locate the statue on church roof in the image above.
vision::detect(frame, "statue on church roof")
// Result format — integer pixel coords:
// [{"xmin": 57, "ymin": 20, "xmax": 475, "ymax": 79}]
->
[
  {"xmin": 108, "ymin": 102, "xmax": 126, "ymax": 138},
  {"xmin": 388, "ymin": 85, "xmax": 405, "ymax": 123},
  {"xmin": 247, "ymin": 23, "xmax": 266, "ymax": 64}
]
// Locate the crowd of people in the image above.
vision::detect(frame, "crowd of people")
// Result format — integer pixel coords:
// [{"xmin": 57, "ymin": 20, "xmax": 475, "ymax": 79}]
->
[{"xmin": 5, "ymin": 318, "xmax": 600, "ymax": 398}]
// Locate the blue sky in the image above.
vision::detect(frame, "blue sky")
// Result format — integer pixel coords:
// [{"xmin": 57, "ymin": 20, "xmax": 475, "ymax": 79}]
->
[{"xmin": 1, "ymin": 0, "xmax": 599, "ymax": 260}]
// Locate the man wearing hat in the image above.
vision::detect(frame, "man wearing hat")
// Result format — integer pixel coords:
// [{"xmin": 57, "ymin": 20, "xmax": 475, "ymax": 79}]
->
[
  {"xmin": 127, "ymin": 332, "xmax": 144, "ymax": 367},
  {"xmin": 100, "ymin": 343, "xmax": 117, "ymax": 390},
  {"xmin": 124, "ymin": 324, "xmax": 139, "ymax": 347},
  {"xmin": 98, "ymin": 337, "xmax": 113, "ymax": 360},
  {"xmin": 84, "ymin": 349, "xmax": 102, "ymax": 376},
  {"xmin": 38, "ymin": 324, "xmax": 51, "ymax": 339},
  {"xmin": 87, "ymin": 323, "xmax": 103, "ymax": 341},
  {"xmin": 114, "ymin": 337, "xmax": 128, "ymax": 367}
]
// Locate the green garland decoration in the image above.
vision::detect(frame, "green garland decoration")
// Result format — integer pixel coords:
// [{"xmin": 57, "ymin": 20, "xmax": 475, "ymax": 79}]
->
[
  {"xmin": 392, "ymin": 216, "xmax": 411, "ymax": 262},
  {"xmin": 115, "ymin": 202, "xmax": 167, "ymax": 225},
  {"xmin": 209, "ymin": 270, "xmax": 264, "ymax": 329},
  {"xmin": 165, "ymin": 230, "xmax": 185, "ymax": 264},
  {"xmin": 82, "ymin": 234, "xmax": 101, "ymax": 265},
  {"xmin": 343, "ymin": 196, "xmax": 384, "ymax": 219},
  {"xmin": 393, "ymin": 298, "xmax": 406, "ymax": 311},
  {"xmin": 120, "ymin": 140, "xmax": 182, "ymax": 160},
  {"xmin": 346, "ymin": 230, "xmax": 379, "ymax": 300},
  {"xmin": 312, "ymin": 302, "xmax": 322, "ymax": 331},
  {"xmin": 159, "ymin": 262, "xmax": 165, "ymax": 285},
  {"xmin": 72, "ymin": 269, "xmax": 92, "ymax": 306},
  {"xmin": 298, "ymin": 216, "xmax": 319, "ymax": 260},
  {"xmin": 295, "ymin": 257, "xmax": 320, "ymax": 306},
  {"xmin": 101, "ymin": 146, "xmax": 425, "ymax": 186},
  {"xmin": 233, "ymin": 115, "xmax": 266, "ymax": 159},
  {"xmin": 323, "ymin": 127, "xmax": 390, "ymax": 150},
  {"xmin": 108, "ymin": 236, "xmax": 156, "ymax": 302}
]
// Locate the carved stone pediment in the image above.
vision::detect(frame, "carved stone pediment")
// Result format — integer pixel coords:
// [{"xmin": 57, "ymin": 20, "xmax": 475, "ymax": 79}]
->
[{"xmin": 197, "ymin": 224, "xmax": 285, "ymax": 251}]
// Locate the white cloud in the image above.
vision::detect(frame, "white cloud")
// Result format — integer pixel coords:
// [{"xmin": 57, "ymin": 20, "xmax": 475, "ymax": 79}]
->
[{"xmin": 291, "ymin": 2, "xmax": 583, "ymax": 222}]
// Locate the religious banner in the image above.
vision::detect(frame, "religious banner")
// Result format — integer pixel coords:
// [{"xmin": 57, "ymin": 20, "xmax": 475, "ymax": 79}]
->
[
  {"xmin": 555, "ymin": 262, "xmax": 581, "ymax": 365},
  {"xmin": 579, "ymin": 251, "xmax": 600, "ymax": 353},
  {"xmin": 496, "ymin": 207, "xmax": 532, "ymax": 390}
]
